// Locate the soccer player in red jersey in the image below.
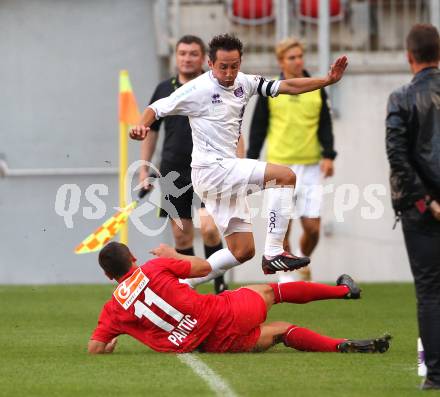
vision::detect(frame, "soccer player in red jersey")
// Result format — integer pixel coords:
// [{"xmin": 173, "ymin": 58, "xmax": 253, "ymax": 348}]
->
[{"xmin": 88, "ymin": 242, "xmax": 391, "ymax": 355}]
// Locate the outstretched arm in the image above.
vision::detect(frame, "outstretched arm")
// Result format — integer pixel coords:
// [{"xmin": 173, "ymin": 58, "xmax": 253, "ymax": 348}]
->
[
  {"xmin": 131, "ymin": 81, "xmax": 200, "ymax": 141},
  {"xmin": 279, "ymin": 55, "xmax": 348, "ymax": 95},
  {"xmin": 150, "ymin": 244, "xmax": 212, "ymax": 278}
]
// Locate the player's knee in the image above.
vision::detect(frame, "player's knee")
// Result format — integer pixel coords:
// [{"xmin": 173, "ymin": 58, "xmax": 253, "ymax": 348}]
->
[
  {"xmin": 261, "ymin": 284, "xmax": 276, "ymax": 303},
  {"xmin": 277, "ymin": 168, "xmax": 296, "ymax": 186},
  {"xmin": 256, "ymin": 321, "xmax": 292, "ymax": 351},
  {"xmin": 173, "ymin": 230, "xmax": 193, "ymax": 248},
  {"xmin": 272, "ymin": 322, "xmax": 293, "ymax": 340},
  {"xmin": 232, "ymin": 245, "xmax": 255, "ymax": 263},
  {"xmin": 201, "ymin": 223, "xmax": 221, "ymax": 246}
]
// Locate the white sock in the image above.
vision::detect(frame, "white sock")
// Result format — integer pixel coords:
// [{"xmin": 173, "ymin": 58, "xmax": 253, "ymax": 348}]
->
[
  {"xmin": 278, "ymin": 271, "xmax": 300, "ymax": 283},
  {"xmin": 179, "ymin": 278, "xmax": 193, "ymax": 288},
  {"xmin": 264, "ymin": 187, "xmax": 294, "ymax": 257},
  {"xmin": 187, "ymin": 248, "xmax": 240, "ymax": 287}
]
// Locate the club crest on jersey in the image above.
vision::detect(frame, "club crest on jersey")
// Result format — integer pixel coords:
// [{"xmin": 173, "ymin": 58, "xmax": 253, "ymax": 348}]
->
[
  {"xmin": 234, "ymin": 86, "xmax": 244, "ymax": 98},
  {"xmin": 211, "ymin": 93, "xmax": 222, "ymax": 104}
]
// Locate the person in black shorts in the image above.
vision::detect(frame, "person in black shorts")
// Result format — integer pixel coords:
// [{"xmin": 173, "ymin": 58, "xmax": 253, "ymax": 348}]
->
[{"xmin": 139, "ymin": 35, "xmax": 242, "ymax": 293}]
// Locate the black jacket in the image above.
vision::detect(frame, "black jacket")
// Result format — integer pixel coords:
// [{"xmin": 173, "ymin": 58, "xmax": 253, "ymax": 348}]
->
[
  {"xmin": 386, "ymin": 67, "xmax": 440, "ymax": 212},
  {"xmin": 247, "ymin": 70, "xmax": 336, "ymax": 160}
]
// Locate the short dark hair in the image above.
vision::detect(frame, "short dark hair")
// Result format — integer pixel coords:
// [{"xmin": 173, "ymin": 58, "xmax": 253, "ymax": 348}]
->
[
  {"xmin": 176, "ymin": 35, "xmax": 206, "ymax": 55},
  {"xmin": 98, "ymin": 242, "xmax": 133, "ymax": 279},
  {"xmin": 208, "ymin": 34, "xmax": 243, "ymax": 62},
  {"xmin": 406, "ymin": 24, "xmax": 440, "ymax": 63}
]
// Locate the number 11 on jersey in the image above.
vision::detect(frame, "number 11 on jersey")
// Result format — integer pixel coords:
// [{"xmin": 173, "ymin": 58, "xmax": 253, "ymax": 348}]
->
[{"xmin": 134, "ymin": 288, "xmax": 184, "ymax": 332}]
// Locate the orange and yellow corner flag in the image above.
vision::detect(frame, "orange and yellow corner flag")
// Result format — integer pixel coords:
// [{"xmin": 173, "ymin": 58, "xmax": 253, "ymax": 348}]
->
[
  {"xmin": 119, "ymin": 70, "xmax": 140, "ymax": 124},
  {"xmin": 74, "ymin": 201, "xmax": 138, "ymax": 254}
]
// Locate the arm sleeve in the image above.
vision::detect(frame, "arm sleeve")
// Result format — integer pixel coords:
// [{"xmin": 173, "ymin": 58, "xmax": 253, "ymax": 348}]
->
[
  {"xmin": 149, "ymin": 82, "xmax": 201, "ymax": 119},
  {"xmin": 386, "ymin": 89, "xmax": 427, "ymax": 210},
  {"xmin": 247, "ymin": 95, "xmax": 269, "ymax": 159},
  {"xmin": 148, "ymin": 258, "xmax": 192, "ymax": 279},
  {"xmin": 317, "ymin": 89, "xmax": 337, "ymax": 160},
  {"xmin": 148, "ymin": 85, "xmax": 163, "ymax": 132},
  {"xmin": 91, "ymin": 302, "xmax": 121, "ymax": 344}
]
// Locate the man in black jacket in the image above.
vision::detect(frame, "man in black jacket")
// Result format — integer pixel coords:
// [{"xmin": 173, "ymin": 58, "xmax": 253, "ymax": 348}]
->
[
  {"xmin": 248, "ymin": 37, "xmax": 336, "ymax": 282},
  {"xmin": 386, "ymin": 23, "xmax": 440, "ymax": 390}
]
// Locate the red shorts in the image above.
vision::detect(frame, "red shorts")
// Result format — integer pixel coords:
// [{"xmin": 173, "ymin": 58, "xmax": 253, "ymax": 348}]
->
[{"xmin": 199, "ymin": 288, "xmax": 267, "ymax": 353}]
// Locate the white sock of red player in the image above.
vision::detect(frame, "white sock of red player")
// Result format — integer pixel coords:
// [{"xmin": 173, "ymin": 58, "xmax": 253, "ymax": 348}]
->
[
  {"xmin": 264, "ymin": 187, "xmax": 294, "ymax": 257},
  {"xmin": 186, "ymin": 248, "xmax": 240, "ymax": 287}
]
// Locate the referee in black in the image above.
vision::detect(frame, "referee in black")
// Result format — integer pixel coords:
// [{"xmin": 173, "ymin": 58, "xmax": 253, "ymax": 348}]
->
[{"xmin": 139, "ymin": 35, "xmax": 228, "ymax": 293}]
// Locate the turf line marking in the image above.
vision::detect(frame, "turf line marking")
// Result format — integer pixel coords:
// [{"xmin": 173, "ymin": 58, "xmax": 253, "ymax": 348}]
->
[{"xmin": 177, "ymin": 354, "xmax": 238, "ymax": 397}]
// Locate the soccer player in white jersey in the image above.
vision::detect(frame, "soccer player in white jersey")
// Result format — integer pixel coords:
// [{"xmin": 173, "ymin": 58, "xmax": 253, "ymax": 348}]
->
[{"xmin": 130, "ymin": 34, "xmax": 348, "ymax": 286}]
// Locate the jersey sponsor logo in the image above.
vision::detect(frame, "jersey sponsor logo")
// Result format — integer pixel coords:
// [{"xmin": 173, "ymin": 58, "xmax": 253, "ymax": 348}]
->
[
  {"xmin": 234, "ymin": 86, "xmax": 244, "ymax": 98},
  {"xmin": 210, "ymin": 104, "xmax": 227, "ymax": 116},
  {"xmin": 113, "ymin": 268, "xmax": 149, "ymax": 310}
]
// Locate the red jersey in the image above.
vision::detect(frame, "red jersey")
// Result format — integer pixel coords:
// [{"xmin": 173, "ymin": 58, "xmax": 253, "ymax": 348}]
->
[{"xmin": 91, "ymin": 258, "xmax": 227, "ymax": 353}]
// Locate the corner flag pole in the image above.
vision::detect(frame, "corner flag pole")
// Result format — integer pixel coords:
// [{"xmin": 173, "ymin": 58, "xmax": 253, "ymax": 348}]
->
[
  {"xmin": 118, "ymin": 120, "xmax": 128, "ymax": 244},
  {"xmin": 118, "ymin": 70, "xmax": 140, "ymax": 244}
]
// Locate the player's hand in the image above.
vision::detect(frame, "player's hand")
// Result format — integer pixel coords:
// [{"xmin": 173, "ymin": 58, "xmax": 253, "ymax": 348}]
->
[
  {"xmin": 320, "ymin": 159, "xmax": 334, "ymax": 178},
  {"xmin": 105, "ymin": 338, "xmax": 118, "ymax": 353},
  {"xmin": 327, "ymin": 55, "xmax": 348, "ymax": 84},
  {"xmin": 139, "ymin": 167, "xmax": 154, "ymax": 192},
  {"xmin": 150, "ymin": 243, "xmax": 178, "ymax": 258},
  {"xmin": 129, "ymin": 125, "xmax": 150, "ymax": 140},
  {"xmin": 429, "ymin": 200, "xmax": 440, "ymax": 221}
]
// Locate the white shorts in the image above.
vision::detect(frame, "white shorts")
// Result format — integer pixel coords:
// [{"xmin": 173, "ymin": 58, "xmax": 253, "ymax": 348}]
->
[
  {"xmin": 192, "ymin": 158, "xmax": 266, "ymax": 236},
  {"xmin": 290, "ymin": 163, "xmax": 323, "ymax": 218}
]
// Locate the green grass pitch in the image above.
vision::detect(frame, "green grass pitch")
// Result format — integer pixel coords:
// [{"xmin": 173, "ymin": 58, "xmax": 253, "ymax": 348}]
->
[{"xmin": 0, "ymin": 282, "xmax": 424, "ymax": 396}]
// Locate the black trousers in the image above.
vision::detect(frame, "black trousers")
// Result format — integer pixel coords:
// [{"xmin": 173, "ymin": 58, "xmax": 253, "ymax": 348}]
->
[{"xmin": 402, "ymin": 207, "xmax": 440, "ymax": 383}]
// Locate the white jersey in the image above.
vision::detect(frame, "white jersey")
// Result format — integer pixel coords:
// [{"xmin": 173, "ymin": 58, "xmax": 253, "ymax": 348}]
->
[{"xmin": 149, "ymin": 71, "xmax": 280, "ymax": 168}]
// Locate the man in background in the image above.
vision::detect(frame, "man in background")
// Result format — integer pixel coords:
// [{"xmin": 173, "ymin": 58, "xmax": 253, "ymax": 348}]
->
[
  {"xmin": 386, "ymin": 24, "xmax": 440, "ymax": 390},
  {"xmin": 248, "ymin": 38, "xmax": 336, "ymax": 282},
  {"xmin": 139, "ymin": 35, "xmax": 229, "ymax": 293}
]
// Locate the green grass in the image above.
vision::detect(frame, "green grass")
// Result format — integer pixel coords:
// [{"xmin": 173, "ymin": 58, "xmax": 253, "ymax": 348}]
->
[{"xmin": 0, "ymin": 282, "xmax": 426, "ymax": 397}]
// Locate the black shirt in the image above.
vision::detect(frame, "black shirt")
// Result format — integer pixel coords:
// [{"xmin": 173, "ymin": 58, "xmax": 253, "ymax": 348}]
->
[{"xmin": 149, "ymin": 76, "xmax": 193, "ymax": 169}]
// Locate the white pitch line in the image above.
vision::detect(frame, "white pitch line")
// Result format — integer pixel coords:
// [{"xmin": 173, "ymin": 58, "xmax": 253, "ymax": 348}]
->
[{"xmin": 177, "ymin": 353, "xmax": 238, "ymax": 397}]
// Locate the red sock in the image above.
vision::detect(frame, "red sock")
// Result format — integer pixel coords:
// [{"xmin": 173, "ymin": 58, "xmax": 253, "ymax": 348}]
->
[
  {"xmin": 283, "ymin": 325, "xmax": 346, "ymax": 352},
  {"xmin": 269, "ymin": 281, "xmax": 349, "ymax": 304}
]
